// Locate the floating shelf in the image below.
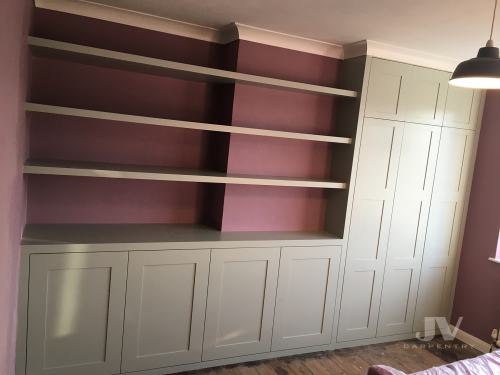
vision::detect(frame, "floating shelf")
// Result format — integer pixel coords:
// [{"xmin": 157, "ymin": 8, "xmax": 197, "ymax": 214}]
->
[
  {"xmin": 24, "ymin": 161, "xmax": 347, "ymax": 189},
  {"xmin": 26, "ymin": 103, "xmax": 353, "ymax": 144},
  {"xmin": 28, "ymin": 36, "xmax": 358, "ymax": 98},
  {"xmin": 21, "ymin": 224, "xmax": 342, "ymax": 248}
]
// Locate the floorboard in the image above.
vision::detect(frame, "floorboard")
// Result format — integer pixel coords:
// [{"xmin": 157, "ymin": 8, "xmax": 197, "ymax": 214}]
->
[{"xmin": 186, "ymin": 338, "xmax": 481, "ymax": 375}]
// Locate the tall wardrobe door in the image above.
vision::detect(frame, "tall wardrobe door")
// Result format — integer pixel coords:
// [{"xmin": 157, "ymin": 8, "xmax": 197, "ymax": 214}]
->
[
  {"xmin": 121, "ymin": 250, "xmax": 210, "ymax": 372},
  {"xmin": 377, "ymin": 123, "xmax": 441, "ymax": 337},
  {"xmin": 399, "ymin": 67, "xmax": 449, "ymax": 126},
  {"xmin": 365, "ymin": 58, "xmax": 407, "ymax": 121},
  {"xmin": 203, "ymin": 247, "xmax": 280, "ymax": 360},
  {"xmin": 414, "ymin": 128, "xmax": 476, "ymax": 332},
  {"xmin": 337, "ymin": 118, "xmax": 403, "ymax": 342},
  {"xmin": 26, "ymin": 252, "xmax": 128, "ymax": 375}
]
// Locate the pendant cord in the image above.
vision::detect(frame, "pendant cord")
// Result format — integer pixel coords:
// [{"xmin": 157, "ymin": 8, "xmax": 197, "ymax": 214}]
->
[{"xmin": 490, "ymin": 0, "xmax": 498, "ymax": 41}]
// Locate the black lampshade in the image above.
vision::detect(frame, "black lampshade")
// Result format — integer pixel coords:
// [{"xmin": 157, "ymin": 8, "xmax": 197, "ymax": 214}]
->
[{"xmin": 450, "ymin": 45, "xmax": 500, "ymax": 88}]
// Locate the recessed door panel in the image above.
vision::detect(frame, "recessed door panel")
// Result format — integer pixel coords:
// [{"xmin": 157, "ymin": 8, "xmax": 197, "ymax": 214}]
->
[
  {"xmin": 203, "ymin": 248, "xmax": 280, "ymax": 360},
  {"xmin": 272, "ymin": 246, "xmax": 341, "ymax": 351},
  {"xmin": 121, "ymin": 250, "xmax": 210, "ymax": 372},
  {"xmin": 443, "ymin": 86, "xmax": 481, "ymax": 130},
  {"xmin": 365, "ymin": 58, "xmax": 406, "ymax": 120},
  {"xmin": 27, "ymin": 252, "xmax": 127, "ymax": 375}
]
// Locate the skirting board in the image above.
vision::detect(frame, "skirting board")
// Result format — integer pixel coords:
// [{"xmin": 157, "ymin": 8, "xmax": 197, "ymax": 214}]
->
[{"xmin": 449, "ymin": 325, "xmax": 491, "ymax": 353}]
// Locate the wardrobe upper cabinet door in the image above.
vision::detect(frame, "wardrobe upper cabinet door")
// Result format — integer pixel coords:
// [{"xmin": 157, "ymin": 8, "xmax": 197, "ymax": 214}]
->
[
  {"xmin": 272, "ymin": 246, "xmax": 342, "ymax": 351},
  {"xmin": 26, "ymin": 252, "xmax": 128, "ymax": 375},
  {"xmin": 443, "ymin": 86, "xmax": 482, "ymax": 130},
  {"xmin": 121, "ymin": 250, "xmax": 210, "ymax": 372},
  {"xmin": 365, "ymin": 58, "xmax": 407, "ymax": 120},
  {"xmin": 400, "ymin": 67, "xmax": 449, "ymax": 125},
  {"xmin": 203, "ymin": 247, "xmax": 280, "ymax": 361}
]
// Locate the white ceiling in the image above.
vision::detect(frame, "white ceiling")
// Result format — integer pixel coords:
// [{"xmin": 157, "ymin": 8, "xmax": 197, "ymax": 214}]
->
[{"xmin": 81, "ymin": 0, "xmax": 497, "ymax": 60}]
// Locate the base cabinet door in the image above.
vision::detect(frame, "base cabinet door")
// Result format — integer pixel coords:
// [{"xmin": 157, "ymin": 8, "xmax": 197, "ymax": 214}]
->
[
  {"xmin": 203, "ymin": 247, "xmax": 280, "ymax": 361},
  {"xmin": 272, "ymin": 246, "xmax": 341, "ymax": 351},
  {"xmin": 414, "ymin": 128, "xmax": 476, "ymax": 332},
  {"xmin": 337, "ymin": 118, "xmax": 403, "ymax": 342},
  {"xmin": 121, "ymin": 250, "xmax": 210, "ymax": 372},
  {"xmin": 377, "ymin": 124, "xmax": 440, "ymax": 337},
  {"xmin": 26, "ymin": 252, "xmax": 127, "ymax": 375}
]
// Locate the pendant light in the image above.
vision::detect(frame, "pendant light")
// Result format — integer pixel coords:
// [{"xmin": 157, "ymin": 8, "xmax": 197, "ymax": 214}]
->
[{"xmin": 450, "ymin": 0, "xmax": 500, "ymax": 88}]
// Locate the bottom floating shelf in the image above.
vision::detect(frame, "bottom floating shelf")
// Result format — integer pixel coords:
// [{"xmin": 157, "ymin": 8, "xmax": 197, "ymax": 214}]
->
[{"xmin": 21, "ymin": 223, "xmax": 343, "ymax": 249}]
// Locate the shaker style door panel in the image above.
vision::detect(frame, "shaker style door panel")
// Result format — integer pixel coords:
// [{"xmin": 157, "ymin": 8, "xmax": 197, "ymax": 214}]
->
[
  {"xmin": 337, "ymin": 118, "xmax": 403, "ymax": 342},
  {"xmin": 399, "ymin": 67, "xmax": 449, "ymax": 126},
  {"xmin": 121, "ymin": 250, "xmax": 210, "ymax": 372},
  {"xmin": 203, "ymin": 247, "xmax": 280, "ymax": 361},
  {"xmin": 414, "ymin": 128, "xmax": 476, "ymax": 332},
  {"xmin": 443, "ymin": 86, "xmax": 482, "ymax": 130},
  {"xmin": 272, "ymin": 246, "xmax": 341, "ymax": 351},
  {"xmin": 377, "ymin": 124, "xmax": 440, "ymax": 337},
  {"xmin": 26, "ymin": 252, "xmax": 127, "ymax": 375},
  {"xmin": 365, "ymin": 58, "xmax": 407, "ymax": 120}
]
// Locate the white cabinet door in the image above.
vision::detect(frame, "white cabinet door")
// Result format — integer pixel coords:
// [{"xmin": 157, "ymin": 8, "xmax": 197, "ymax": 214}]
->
[
  {"xmin": 414, "ymin": 128, "xmax": 476, "ymax": 332},
  {"xmin": 377, "ymin": 123, "xmax": 441, "ymax": 337},
  {"xmin": 26, "ymin": 252, "xmax": 127, "ymax": 375},
  {"xmin": 365, "ymin": 58, "xmax": 407, "ymax": 121},
  {"xmin": 121, "ymin": 250, "xmax": 210, "ymax": 372},
  {"xmin": 337, "ymin": 118, "xmax": 403, "ymax": 342},
  {"xmin": 272, "ymin": 246, "xmax": 341, "ymax": 351},
  {"xmin": 203, "ymin": 247, "xmax": 280, "ymax": 360},
  {"xmin": 443, "ymin": 86, "xmax": 482, "ymax": 130},
  {"xmin": 399, "ymin": 67, "xmax": 449, "ymax": 126}
]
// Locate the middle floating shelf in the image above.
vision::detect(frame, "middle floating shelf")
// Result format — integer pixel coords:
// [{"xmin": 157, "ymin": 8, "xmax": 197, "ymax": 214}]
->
[
  {"xmin": 26, "ymin": 103, "xmax": 353, "ymax": 144},
  {"xmin": 24, "ymin": 161, "xmax": 347, "ymax": 189}
]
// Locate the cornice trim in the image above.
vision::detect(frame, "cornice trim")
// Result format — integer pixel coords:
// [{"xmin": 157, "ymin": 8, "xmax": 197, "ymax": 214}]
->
[
  {"xmin": 34, "ymin": 0, "xmax": 221, "ymax": 42},
  {"xmin": 344, "ymin": 40, "xmax": 459, "ymax": 72},
  {"xmin": 35, "ymin": 0, "xmax": 460, "ymax": 68},
  {"xmin": 228, "ymin": 23, "xmax": 344, "ymax": 59}
]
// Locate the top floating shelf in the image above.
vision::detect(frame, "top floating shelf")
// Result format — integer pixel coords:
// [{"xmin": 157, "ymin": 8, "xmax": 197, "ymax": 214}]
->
[{"xmin": 28, "ymin": 36, "xmax": 358, "ymax": 98}]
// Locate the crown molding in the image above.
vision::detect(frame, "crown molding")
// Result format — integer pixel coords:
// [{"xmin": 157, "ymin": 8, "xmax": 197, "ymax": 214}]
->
[
  {"xmin": 35, "ymin": 0, "xmax": 459, "ymax": 68},
  {"xmin": 34, "ymin": 0, "xmax": 221, "ymax": 42},
  {"xmin": 344, "ymin": 40, "xmax": 459, "ymax": 72},
  {"xmin": 223, "ymin": 23, "xmax": 344, "ymax": 59},
  {"xmin": 34, "ymin": 0, "xmax": 343, "ymax": 58}
]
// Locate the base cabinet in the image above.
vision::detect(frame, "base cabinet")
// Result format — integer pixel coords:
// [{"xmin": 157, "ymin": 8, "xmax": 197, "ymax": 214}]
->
[
  {"xmin": 26, "ymin": 252, "xmax": 128, "ymax": 375},
  {"xmin": 202, "ymin": 247, "xmax": 280, "ymax": 361},
  {"xmin": 272, "ymin": 246, "xmax": 341, "ymax": 351},
  {"xmin": 121, "ymin": 250, "xmax": 210, "ymax": 372}
]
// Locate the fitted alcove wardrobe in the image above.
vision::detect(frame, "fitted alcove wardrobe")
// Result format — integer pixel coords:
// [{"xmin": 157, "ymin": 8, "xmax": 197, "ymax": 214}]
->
[{"xmin": 16, "ymin": 11, "xmax": 483, "ymax": 375}]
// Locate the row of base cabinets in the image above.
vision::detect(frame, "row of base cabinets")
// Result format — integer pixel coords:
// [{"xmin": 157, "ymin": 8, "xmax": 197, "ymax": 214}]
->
[{"xmin": 24, "ymin": 245, "xmax": 342, "ymax": 375}]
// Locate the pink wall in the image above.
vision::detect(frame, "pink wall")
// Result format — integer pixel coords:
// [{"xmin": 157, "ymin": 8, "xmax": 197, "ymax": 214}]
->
[
  {"xmin": 0, "ymin": 0, "xmax": 30, "ymax": 373},
  {"xmin": 451, "ymin": 91, "xmax": 500, "ymax": 342},
  {"xmin": 221, "ymin": 40, "xmax": 340, "ymax": 231}
]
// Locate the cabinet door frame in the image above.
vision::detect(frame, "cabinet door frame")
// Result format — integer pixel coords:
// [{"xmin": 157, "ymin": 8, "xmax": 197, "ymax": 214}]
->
[
  {"xmin": 272, "ymin": 246, "xmax": 342, "ymax": 351},
  {"xmin": 443, "ymin": 87, "xmax": 482, "ymax": 130},
  {"xmin": 203, "ymin": 247, "xmax": 280, "ymax": 361},
  {"xmin": 26, "ymin": 252, "xmax": 128, "ymax": 375},
  {"xmin": 121, "ymin": 250, "xmax": 210, "ymax": 372}
]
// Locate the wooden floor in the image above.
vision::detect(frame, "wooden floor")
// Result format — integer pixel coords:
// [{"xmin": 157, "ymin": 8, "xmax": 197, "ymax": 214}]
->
[{"xmin": 189, "ymin": 338, "xmax": 481, "ymax": 375}]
